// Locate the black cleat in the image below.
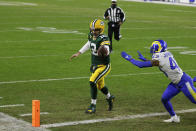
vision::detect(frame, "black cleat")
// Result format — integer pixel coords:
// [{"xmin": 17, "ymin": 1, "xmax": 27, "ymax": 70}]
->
[
  {"xmin": 85, "ymin": 104, "xmax": 96, "ymax": 114},
  {"xmin": 106, "ymin": 95, "xmax": 115, "ymax": 111}
]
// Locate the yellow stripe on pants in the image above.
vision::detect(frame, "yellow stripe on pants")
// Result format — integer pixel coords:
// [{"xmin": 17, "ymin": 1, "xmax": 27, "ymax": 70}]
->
[{"xmin": 90, "ymin": 64, "xmax": 111, "ymax": 90}]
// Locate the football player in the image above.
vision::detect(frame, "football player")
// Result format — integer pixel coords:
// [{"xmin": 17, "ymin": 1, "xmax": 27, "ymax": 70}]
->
[
  {"xmin": 70, "ymin": 19, "xmax": 115, "ymax": 114},
  {"xmin": 121, "ymin": 40, "xmax": 196, "ymax": 123}
]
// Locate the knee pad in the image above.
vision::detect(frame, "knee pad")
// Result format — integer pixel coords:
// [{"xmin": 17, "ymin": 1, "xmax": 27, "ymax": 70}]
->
[
  {"xmin": 101, "ymin": 86, "xmax": 108, "ymax": 94},
  {"xmin": 161, "ymin": 97, "xmax": 168, "ymax": 103},
  {"xmin": 89, "ymin": 81, "xmax": 97, "ymax": 99},
  {"xmin": 90, "ymin": 81, "xmax": 96, "ymax": 88}
]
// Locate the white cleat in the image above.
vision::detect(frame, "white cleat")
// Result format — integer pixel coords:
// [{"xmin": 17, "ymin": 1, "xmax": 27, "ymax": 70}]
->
[{"xmin": 163, "ymin": 115, "xmax": 180, "ymax": 123}]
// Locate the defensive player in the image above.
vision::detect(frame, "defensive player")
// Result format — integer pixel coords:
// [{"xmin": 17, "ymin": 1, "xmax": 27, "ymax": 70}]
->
[
  {"xmin": 121, "ymin": 40, "xmax": 196, "ymax": 122},
  {"xmin": 70, "ymin": 19, "xmax": 115, "ymax": 114}
]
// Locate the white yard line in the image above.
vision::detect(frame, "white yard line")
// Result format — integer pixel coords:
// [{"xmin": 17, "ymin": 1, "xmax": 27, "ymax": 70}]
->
[
  {"xmin": 164, "ymin": 9, "xmax": 195, "ymax": 13},
  {"xmin": 0, "ymin": 53, "xmax": 89, "ymax": 59},
  {"xmin": 0, "ymin": 26, "xmax": 193, "ymax": 33},
  {"xmin": 16, "ymin": 27, "xmax": 85, "ymax": 35},
  {"xmin": 0, "ymin": 77, "xmax": 90, "ymax": 84},
  {"xmin": 0, "ymin": 97, "xmax": 3, "ymax": 99},
  {"xmin": 0, "ymin": 26, "xmax": 195, "ymax": 33},
  {"xmin": 0, "ymin": 104, "xmax": 24, "ymax": 108},
  {"xmin": 0, "ymin": 54, "xmax": 63, "ymax": 59},
  {"xmin": 0, "ymin": 1, "xmax": 37, "ymax": 6},
  {"xmin": 0, "ymin": 70, "xmax": 196, "ymax": 85},
  {"xmin": 124, "ymin": 36, "xmax": 196, "ymax": 40},
  {"xmin": 0, "ymin": 36, "xmax": 196, "ymax": 44},
  {"xmin": 19, "ymin": 112, "xmax": 50, "ymax": 117},
  {"xmin": 0, "ymin": 18, "xmax": 196, "ymax": 25},
  {"xmin": 41, "ymin": 108, "xmax": 196, "ymax": 128},
  {"xmin": 0, "ymin": 16, "xmax": 93, "ymax": 18},
  {"xmin": 0, "ymin": 39, "xmax": 85, "ymax": 43},
  {"xmin": 122, "ymin": 0, "xmax": 196, "ymax": 7}
]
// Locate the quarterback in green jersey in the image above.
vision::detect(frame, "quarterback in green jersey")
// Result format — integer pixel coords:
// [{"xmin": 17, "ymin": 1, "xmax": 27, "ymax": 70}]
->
[{"xmin": 70, "ymin": 19, "xmax": 115, "ymax": 114}]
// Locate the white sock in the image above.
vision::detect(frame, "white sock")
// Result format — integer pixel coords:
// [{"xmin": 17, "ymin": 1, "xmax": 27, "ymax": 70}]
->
[
  {"xmin": 107, "ymin": 92, "xmax": 111, "ymax": 99},
  {"xmin": 91, "ymin": 99, "xmax": 96, "ymax": 105}
]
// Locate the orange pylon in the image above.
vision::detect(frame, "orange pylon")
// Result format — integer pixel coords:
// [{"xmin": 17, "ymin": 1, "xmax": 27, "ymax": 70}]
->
[{"xmin": 32, "ymin": 100, "xmax": 40, "ymax": 127}]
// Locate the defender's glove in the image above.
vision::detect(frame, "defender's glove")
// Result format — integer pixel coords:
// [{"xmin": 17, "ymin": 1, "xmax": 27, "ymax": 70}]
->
[
  {"xmin": 193, "ymin": 77, "xmax": 196, "ymax": 82},
  {"xmin": 121, "ymin": 51, "xmax": 152, "ymax": 68},
  {"xmin": 137, "ymin": 51, "xmax": 146, "ymax": 61},
  {"xmin": 121, "ymin": 51, "xmax": 132, "ymax": 61}
]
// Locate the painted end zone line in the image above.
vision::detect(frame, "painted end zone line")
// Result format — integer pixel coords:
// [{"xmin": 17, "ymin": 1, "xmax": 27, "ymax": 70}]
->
[{"xmin": 41, "ymin": 108, "xmax": 196, "ymax": 128}]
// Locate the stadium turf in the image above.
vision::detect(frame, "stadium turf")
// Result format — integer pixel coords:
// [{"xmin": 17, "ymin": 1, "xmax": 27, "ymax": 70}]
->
[{"xmin": 0, "ymin": 0, "xmax": 196, "ymax": 130}]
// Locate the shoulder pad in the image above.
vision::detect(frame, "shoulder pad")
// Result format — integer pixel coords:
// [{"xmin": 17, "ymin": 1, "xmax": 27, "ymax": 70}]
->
[
  {"xmin": 152, "ymin": 54, "xmax": 160, "ymax": 59},
  {"xmin": 88, "ymin": 32, "xmax": 93, "ymax": 40},
  {"xmin": 99, "ymin": 34, "xmax": 109, "ymax": 41}
]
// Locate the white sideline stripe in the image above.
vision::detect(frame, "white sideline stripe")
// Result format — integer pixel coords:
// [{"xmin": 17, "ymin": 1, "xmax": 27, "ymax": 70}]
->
[
  {"xmin": 41, "ymin": 108, "xmax": 196, "ymax": 128},
  {"xmin": 20, "ymin": 112, "xmax": 49, "ymax": 117},
  {"xmin": 0, "ymin": 97, "xmax": 3, "ymax": 99},
  {"xmin": 0, "ymin": 70, "xmax": 196, "ymax": 85},
  {"xmin": 0, "ymin": 104, "xmax": 24, "ymax": 108},
  {"xmin": 0, "ymin": 112, "xmax": 49, "ymax": 131}
]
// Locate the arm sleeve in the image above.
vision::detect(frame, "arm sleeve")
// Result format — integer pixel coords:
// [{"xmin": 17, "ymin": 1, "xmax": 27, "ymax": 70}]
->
[
  {"xmin": 120, "ymin": 9, "xmax": 125, "ymax": 22},
  {"xmin": 130, "ymin": 59, "xmax": 152, "ymax": 68},
  {"xmin": 79, "ymin": 41, "xmax": 90, "ymax": 54},
  {"xmin": 193, "ymin": 77, "xmax": 196, "ymax": 82},
  {"xmin": 104, "ymin": 9, "xmax": 109, "ymax": 19},
  {"xmin": 100, "ymin": 40, "xmax": 110, "ymax": 55}
]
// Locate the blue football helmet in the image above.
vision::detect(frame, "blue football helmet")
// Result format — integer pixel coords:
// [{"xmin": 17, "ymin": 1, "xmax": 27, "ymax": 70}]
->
[{"xmin": 150, "ymin": 40, "xmax": 167, "ymax": 54}]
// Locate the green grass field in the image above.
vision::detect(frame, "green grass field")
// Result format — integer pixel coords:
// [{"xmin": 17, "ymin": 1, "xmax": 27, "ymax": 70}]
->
[{"xmin": 0, "ymin": 0, "xmax": 196, "ymax": 130}]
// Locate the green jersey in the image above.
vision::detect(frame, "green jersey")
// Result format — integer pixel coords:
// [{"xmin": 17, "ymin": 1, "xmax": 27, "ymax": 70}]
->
[{"xmin": 88, "ymin": 33, "xmax": 111, "ymax": 65}]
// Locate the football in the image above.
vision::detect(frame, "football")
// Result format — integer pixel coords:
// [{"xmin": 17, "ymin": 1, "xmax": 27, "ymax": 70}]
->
[{"xmin": 97, "ymin": 45, "xmax": 108, "ymax": 57}]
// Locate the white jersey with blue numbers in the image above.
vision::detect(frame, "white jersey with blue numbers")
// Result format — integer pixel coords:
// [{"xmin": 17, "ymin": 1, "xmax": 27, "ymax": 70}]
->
[{"xmin": 152, "ymin": 51, "xmax": 183, "ymax": 84}]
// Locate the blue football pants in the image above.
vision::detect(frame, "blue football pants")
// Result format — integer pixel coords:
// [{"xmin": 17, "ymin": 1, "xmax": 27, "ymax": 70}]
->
[{"xmin": 161, "ymin": 72, "xmax": 196, "ymax": 116}]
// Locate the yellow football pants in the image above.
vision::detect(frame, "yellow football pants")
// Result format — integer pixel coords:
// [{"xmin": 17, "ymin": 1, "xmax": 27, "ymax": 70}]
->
[{"xmin": 90, "ymin": 64, "xmax": 111, "ymax": 90}]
